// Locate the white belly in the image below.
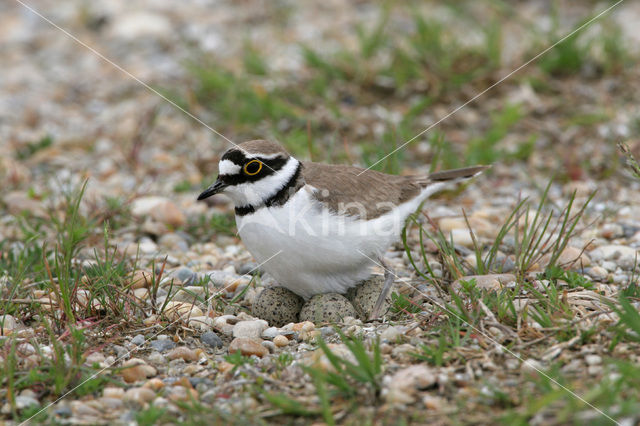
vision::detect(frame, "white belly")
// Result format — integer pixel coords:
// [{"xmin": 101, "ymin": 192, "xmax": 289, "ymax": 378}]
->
[{"xmin": 236, "ymin": 185, "xmax": 441, "ymax": 299}]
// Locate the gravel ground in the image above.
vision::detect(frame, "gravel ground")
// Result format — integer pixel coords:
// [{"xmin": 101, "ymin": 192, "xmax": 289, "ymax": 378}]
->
[{"xmin": 2, "ymin": 1, "xmax": 640, "ymax": 424}]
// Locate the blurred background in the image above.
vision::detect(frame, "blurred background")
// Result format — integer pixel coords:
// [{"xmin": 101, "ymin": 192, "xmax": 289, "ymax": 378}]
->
[{"xmin": 2, "ymin": 1, "xmax": 639, "ymax": 238}]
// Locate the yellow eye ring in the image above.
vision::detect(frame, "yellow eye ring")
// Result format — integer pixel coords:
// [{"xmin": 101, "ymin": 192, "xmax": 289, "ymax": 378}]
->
[{"xmin": 243, "ymin": 159, "xmax": 263, "ymax": 176}]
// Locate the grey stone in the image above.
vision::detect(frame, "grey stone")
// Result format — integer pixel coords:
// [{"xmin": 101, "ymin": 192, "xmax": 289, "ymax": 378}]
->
[
  {"xmin": 237, "ymin": 262, "xmax": 259, "ymax": 275},
  {"xmin": 131, "ymin": 334, "xmax": 145, "ymax": 346},
  {"xmin": 113, "ymin": 345, "xmax": 128, "ymax": 358},
  {"xmin": 53, "ymin": 404, "xmax": 72, "ymax": 418},
  {"xmin": 613, "ymin": 274, "xmax": 629, "ymax": 285},
  {"xmin": 262, "ymin": 327, "xmax": 280, "ymax": 340},
  {"xmin": 149, "ymin": 339, "xmax": 176, "ymax": 352},
  {"xmin": 205, "ymin": 270, "xmax": 231, "ymax": 288},
  {"xmin": 175, "ymin": 267, "xmax": 196, "ymax": 284},
  {"xmin": 158, "ymin": 233, "xmax": 189, "ymax": 252},
  {"xmin": 261, "ymin": 340, "xmax": 276, "ymax": 353},
  {"xmin": 200, "ymin": 331, "xmax": 223, "ymax": 349},
  {"xmin": 15, "ymin": 395, "xmax": 39, "ymax": 410},
  {"xmin": 319, "ymin": 327, "xmax": 335, "ymax": 337}
]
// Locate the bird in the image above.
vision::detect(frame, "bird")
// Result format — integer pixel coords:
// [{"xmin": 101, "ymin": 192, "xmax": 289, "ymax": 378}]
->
[{"xmin": 198, "ymin": 140, "xmax": 487, "ymax": 320}]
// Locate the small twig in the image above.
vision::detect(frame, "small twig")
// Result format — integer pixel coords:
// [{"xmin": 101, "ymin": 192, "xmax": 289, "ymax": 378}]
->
[{"xmin": 0, "ymin": 299, "xmax": 38, "ymax": 304}]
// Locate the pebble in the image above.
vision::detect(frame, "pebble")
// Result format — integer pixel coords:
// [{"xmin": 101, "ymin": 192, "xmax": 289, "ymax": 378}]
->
[
  {"xmin": 214, "ymin": 315, "xmax": 238, "ymax": 335},
  {"xmin": 618, "ymin": 255, "xmax": 637, "ymax": 270},
  {"xmin": 541, "ymin": 246, "xmax": 591, "ymax": 269},
  {"xmin": 163, "ymin": 301, "xmax": 204, "ymax": 321},
  {"xmin": 15, "ymin": 395, "xmax": 40, "ymax": 410},
  {"xmin": 70, "ymin": 400, "xmax": 101, "ymax": 417},
  {"xmin": 423, "ymin": 395, "xmax": 445, "ymax": 411},
  {"xmin": 143, "ymin": 378, "xmax": 166, "ymax": 391},
  {"xmin": 147, "ymin": 352, "xmax": 166, "ymax": 365},
  {"xmin": 273, "ymin": 335, "xmax": 289, "ymax": 347},
  {"xmin": 131, "ymin": 196, "xmax": 186, "ymax": 227},
  {"xmin": 173, "ymin": 286, "xmax": 206, "ymax": 303},
  {"xmin": 130, "ymin": 270, "xmax": 152, "ymax": 290},
  {"xmin": 262, "ymin": 340, "xmax": 276, "ymax": 353},
  {"xmin": 600, "ymin": 223, "xmax": 624, "ymax": 239},
  {"xmin": 251, "ymin": 287, "xmax": 303, "ymax": 327},
  {"xmin": 138, "ymin": 237, "xmax": 158, "ymax": 254},
  {"xmin": 166, "ymin": 385, "xmax": 198, "ymax": 402},
  {"xmin": 110, "ymin": 12, "xmax": 173, "ymax": 40},
  {"xmin": 85, "ymin": 352, "xmax": 106, "ymax": 366},
  {"xmin": 449, "ymin": 229, "xmax": 473, "ymax": 247},
  {"xmin": 587, "ymin": 266, "xmax": 608, "ymax": 281},
  {"xmin": 452, "ymin": 274, "xmax": 516, "ymax": 292},
  {"xmin": 134, "ymin": 288, "xmax": 150, "ymax": 300},
  {"xmin": 585, "ymin": 354, "xmax": 602, "ymax": 365},
  {"xmin": 17, "ymin": 343, "xmax": 36, "ymax": 356},
  {"xmin": 188, "ymin": 315, "xmax": 214, "ymax": 331},
  {"xmin": 380, "ymin": 326, "xmax": 403, "ymax": 342},
  {"xmin": 595, "ymin": 245, "xmax": 638, "ymax": 261},
  {"xmin": 0, "ymin": 315, "xmax": 18, "ymax": 330},
  {"xmin": 123, "ymin": 387, "xmax": 156, "ymax": 406},
  {"xmin": 521, "ymin": 359, "xmax": 544, "ymax": 375},
  {"xmin": 308, "ymin": 343, "xmax": 355, "ymax": 371},
  {"xmin": 53, "ymin": 405, "xmax": 72, "ymax": 418},
  {"xmin": 174, "ymin": 267, "xmax": 197, "ymax": 284},
  {"xmin": 149, "ymin": 339, "xmax": 175, "ymax": 353},
  {"xmin": 237, "ymin": 262, "xmax": 259, "ymax": 275},
  {"xmin": 131, "ymin": 334, "xmax": 145, "ymax": 346},
  {"xmin": 201, "ymin": 331, "xmax": 223, "ymax": 349},
  {"xmin": 261, "ymin": 327, "xmax": 281, "ymax": 340},
  {"xmin": 299, "ymin": 293, "xmax": 357, "ymax": 324},
  {"xmin": 613, "ymin": 274, "xmax": 628, "ymax": 284},
  {"xmin": 100, "ymin": 397, "xmax": 124, "ymax": 411},
  {"xmin": 167, "ymin": 346, "xmax": 199, "ymax": 362},
  {"xmin": 228, "ymin": 337, "xmax": 269, "ymax": 358},
  {"xmin": 103, "ymin": 387, "xmax": 125, "ymax": 398},
  {"xmin": 586, "ymin": 364, "xmax": 602, "ymax": 376},
  {"xmin": 158, "ymin": 233, "xmax": 189, "ymax": 252},
  {"xmin": 232, "ymin": 320, "xmax": 268, "ymax": 339},
  {"xmin": 206, "ymin": 270, "xmax": 232, "ymax": 288},
  {"xmin": 121, "ymin": 359, "xmax": 157, "ymax": 383},
  {"xmin": 383, "ymin": 365, "xmax": 437, "ymax": 404},
  {"xmin": 438, "ymin": 217, "xmax": 466, "ymax": 232}
]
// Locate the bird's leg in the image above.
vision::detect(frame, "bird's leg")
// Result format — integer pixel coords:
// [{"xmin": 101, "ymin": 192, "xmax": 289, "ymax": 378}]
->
[{"xmin": 369, "ymin": 257, "xmax": 395, "ymax": 321}]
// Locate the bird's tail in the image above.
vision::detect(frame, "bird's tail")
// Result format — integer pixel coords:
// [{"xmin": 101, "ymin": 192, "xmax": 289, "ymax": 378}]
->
[{"xmin": 414, "ymin": 165, "xmax": 489, "ymax": 187}]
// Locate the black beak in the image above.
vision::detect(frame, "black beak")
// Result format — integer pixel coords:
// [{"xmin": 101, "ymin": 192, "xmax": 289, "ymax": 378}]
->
[{"xmin": 197, "ymin": 178, "xmax": 227, "ymax": 200}]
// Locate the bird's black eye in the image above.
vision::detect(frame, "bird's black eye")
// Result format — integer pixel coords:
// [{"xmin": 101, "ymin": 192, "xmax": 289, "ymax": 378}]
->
[{"xmin": 243, "ymin": 159, "xmax": 262, "ymax": 176}]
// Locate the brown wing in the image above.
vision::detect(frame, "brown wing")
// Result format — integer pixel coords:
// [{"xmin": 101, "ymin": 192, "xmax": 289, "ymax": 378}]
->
[
  {"xmin": 302, "ymin": 162, "xmax": 422, "ymax": 220},
  {"xmin": 303, "ymin": 162, "xmax": 489, "ymax": 220}
]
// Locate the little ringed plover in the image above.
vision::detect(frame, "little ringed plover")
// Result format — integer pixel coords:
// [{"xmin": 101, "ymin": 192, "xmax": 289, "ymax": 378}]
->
[{"xmin": 198, "ymin": 140, "xmax": 487, "ymax": 319}]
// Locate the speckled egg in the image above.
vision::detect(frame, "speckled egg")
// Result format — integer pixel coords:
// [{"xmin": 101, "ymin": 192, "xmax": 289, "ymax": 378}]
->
[
  {"xmin": 251, "ymin": 287, "xmax": 304, "ymax": 327},
  {"xmin": 299, "ymin": 293, "xmax": 357, "ymax": 324},
  {"xmin": 346, "ymin": 275, "xmax": 393, "ymax": 320}
]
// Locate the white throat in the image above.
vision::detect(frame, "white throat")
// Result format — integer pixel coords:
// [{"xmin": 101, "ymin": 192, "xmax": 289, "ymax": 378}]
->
[{"xmin": 224, "ymin": 156, "xmax": 299, "ymax": 208}]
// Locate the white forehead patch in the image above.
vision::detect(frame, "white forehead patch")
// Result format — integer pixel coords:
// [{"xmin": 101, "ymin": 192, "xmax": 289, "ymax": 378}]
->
[
  {"xmin": 219, "ymin": 159, "xmax": 241, "ymax": 175},
  {"xmin": 245, "ymin": 152, "xmax": 282, "ymax": 160}
]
